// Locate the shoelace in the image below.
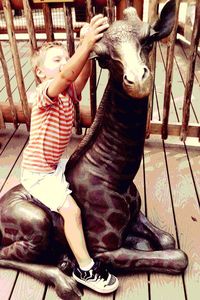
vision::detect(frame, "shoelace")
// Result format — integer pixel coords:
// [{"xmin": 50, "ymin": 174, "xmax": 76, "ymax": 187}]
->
[{"xmin": 93, "ymin": 261, "xmax": 109, "ymax": 280}]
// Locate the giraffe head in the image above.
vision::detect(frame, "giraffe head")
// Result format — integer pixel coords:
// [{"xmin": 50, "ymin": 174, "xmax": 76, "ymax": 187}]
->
[{"xmin": 92, "ymin": 0, "xmax": 175, "ymax": 99}]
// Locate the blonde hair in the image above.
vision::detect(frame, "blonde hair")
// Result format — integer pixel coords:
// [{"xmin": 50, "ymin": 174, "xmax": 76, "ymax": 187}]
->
[{"xmin": 31, "ymin": 41, "xmax": 68, "ymax": 81}]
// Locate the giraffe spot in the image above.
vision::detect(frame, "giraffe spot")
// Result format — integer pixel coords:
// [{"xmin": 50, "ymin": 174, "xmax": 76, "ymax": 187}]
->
[
  {"xmin": 77, "ymin": 184, "xmax": 88, "ymax": 197},
  {"xmin": 90, "ymin": 175, "xmax": 102, "ymax": 186},
  {"xmin": 32, "ymin": 234, "xmax": 44, "ymax": 244},
  {"xmin": 21, "ymin": 222, "xmax": 35, "ymax": 235},
  {"xmin": 87, "ymin": 236, "xmax": 100, "ymax": 251},
  {"xmin": 16, "ymin": 248, "xmax": 23, "ymax": 259},
  {"xmin": 89, "ymin": 190, "xmax": 108, "ymax": 207},
  {"xmin": 2, "ymin": 237, "xmax": 13, "ymax": 246},
  {"xmin": 107, "ymin": 212, "xmax": 127, "ymax": 230},
  {"xmin": 111, "ymin": 195, "xmax": 128, "ymax": 213},
  {"xmin": 117, "ymin": 254, "xmax": 129, "ymax": 265},
  {"xmin": 87, "ymin": 215, "xmax": 107, "ymax": 233},
  {"xmin": 129, "ymin": 185, "xmax": 138, "ymax": 197},
  {"xmin": 5, "ymin": 227, "xmax": 18, "ymax": 235},
  {"xmin": 102, "ymin": 232, "xmax": 119, "ymax": 249}
]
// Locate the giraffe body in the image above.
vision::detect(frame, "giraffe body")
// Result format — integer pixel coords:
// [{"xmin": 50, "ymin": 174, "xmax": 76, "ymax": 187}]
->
[{"xmin": 0, "ymin": 2, "xmax": 188, "ymax": 298}]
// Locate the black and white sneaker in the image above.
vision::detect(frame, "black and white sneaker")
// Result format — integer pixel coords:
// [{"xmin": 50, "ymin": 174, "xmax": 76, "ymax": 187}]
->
[{"xmin": 72, "ymin": 260, "xmax": 119, "ymax": 294}]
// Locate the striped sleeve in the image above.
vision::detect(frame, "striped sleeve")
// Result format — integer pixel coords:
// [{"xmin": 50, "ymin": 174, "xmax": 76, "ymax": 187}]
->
[
  {"xmin": 36, "ymin": 79, "xmax": 58, "ymax": 109},
  {"xmin": 68, "ymin": 83, "xmax": 81, "ymax": 103}
]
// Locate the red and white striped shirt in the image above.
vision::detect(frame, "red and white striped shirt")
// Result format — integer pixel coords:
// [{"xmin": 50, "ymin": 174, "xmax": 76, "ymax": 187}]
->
[{"xmin": 22, "ymin": 80, "xmax": 80, "ymax": 173}]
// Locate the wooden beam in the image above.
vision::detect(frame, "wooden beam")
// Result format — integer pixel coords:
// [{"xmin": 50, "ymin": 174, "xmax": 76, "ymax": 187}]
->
[
  {"xmin": 1, "ymin": 103, "xmax": 199, "ymax": 140},
  {"xmin": 151, "ymin": 121, "xmax": 200, "ymax": 139},
  {"xmin": 0, "ymin": 103, "xmax": 92, "ymax": 129}
]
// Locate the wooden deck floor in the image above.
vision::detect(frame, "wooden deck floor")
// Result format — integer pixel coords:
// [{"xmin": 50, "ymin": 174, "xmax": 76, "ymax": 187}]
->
[
  {"xmin": 0, "ymin": 38, "xmax": 200, "ymax": 299},
  {"xmin": 0, "ymin": 123, "xmax": 200, "ymax": 300}
]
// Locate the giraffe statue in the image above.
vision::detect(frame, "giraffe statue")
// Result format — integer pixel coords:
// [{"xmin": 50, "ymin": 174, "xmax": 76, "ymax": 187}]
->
[{"xmin": 0, "ymin": 1, "xmax": 188, "ymax": 298}]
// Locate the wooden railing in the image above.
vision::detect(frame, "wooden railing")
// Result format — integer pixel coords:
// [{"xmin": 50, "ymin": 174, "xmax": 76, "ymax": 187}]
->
[{"xmin": 0, "ymin": 0, "xmax": 199, "ymax": 141}]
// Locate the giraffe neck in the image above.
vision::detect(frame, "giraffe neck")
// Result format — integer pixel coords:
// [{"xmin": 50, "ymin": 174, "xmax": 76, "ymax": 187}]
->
[{"xmin": 85, "ymin": 78, "xmax": 148, "ymax": 192}]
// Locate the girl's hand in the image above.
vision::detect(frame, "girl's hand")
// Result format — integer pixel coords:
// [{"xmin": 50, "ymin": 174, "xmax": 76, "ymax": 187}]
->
[{"xmin": 80, "ymin": 14, "xmax": 109, "ymax": 50}]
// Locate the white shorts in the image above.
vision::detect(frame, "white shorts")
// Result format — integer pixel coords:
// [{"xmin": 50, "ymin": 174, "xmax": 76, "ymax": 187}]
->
[{"xmin": 21, "ymin": 159, "xmax": 72, "ymax": 212}]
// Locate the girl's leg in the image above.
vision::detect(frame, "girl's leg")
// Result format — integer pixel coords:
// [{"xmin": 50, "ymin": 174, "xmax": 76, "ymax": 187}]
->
[
  {"xmin": 58, "ymin": 194, "xmax": 119, "ymax": 294},
  {"xmin": 58, "ymin": 194, "xmax": 93, "ymax": 269}
]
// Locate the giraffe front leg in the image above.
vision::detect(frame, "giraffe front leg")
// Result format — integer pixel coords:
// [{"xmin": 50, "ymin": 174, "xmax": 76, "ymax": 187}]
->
[
  {"xmin": 129, "ymin": 211, "xmax": 176, "ymax": 250},
  {"xmin": 95, "ymin": 247, "xmax": 188, "ymax": 274}
]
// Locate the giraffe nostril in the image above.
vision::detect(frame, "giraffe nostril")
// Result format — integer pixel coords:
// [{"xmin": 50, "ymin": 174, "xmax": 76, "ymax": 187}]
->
[
  {"xmin": 142, "ymin": 67, "xmax": 149, "ymax": 80},
  {"xmin": 124, "ymin": 75, "xmax": 134, "ymax": 85}
]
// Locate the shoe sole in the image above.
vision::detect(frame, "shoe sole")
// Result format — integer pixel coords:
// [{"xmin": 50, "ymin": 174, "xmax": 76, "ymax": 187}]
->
[{"xmin": 72, "ymin": 273, "xmax": 119, "ymax": 294}]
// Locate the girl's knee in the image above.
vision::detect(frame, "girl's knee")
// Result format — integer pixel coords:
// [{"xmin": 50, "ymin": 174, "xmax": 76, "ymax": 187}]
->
[{"xmin": 59, "ymin": 196, "xmax": 81, "ymax": 219}]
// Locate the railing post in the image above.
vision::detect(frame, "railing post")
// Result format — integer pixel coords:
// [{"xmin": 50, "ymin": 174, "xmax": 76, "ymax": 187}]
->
[
  {"xmin": 63, "ymin": 2, "xmax": 82, "ymax": 135},
  {"xmin": 180, "ymin": 0, "xmax": 200, "ymax": 141},
  {"xmin": 42, "ymin": 3, "xmax": 54, "ymax": 42},
  {"xmin": 86, "ymin": 0, "xmax": 97, "ymax": 124},
  {"xmin": 2, "ymin": 0, "xmax": 31, "ymax": 130},
  {"xmin": 22, "ymin": 0, "xmax": 39, "ymax": 84},
  {"xmin": 161, "ymin": 0, "xmax": 181, "ymax": 140},
  {"xmin": 0, "ymin": 41, "xmax": 18, "ymax": 128},
  {"xmin": 146, "ymin": 0, "xmax": 159, "ymax": 138}
]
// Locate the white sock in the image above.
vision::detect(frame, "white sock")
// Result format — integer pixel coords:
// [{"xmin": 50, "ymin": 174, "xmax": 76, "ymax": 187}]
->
[{"xmin": 80, "ymin": 259, "xmax": 94, "ymax": 271}]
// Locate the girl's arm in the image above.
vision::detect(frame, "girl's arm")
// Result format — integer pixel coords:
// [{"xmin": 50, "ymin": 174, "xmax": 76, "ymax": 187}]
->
[{"xmin": 47, "ymin": 15, "xmax": 108, "ymax": 99}]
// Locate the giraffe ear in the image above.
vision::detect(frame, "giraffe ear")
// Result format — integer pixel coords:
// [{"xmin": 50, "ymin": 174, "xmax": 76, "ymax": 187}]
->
[{"xmin": 150, "ymin": 0, "xmax": 176, "ymax": 41}]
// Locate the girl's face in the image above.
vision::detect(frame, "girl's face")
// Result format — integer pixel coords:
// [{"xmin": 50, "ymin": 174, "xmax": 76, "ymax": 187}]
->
[{"xmin": 38, "ymin": 46, "xmax": 68, "ymax": 80}]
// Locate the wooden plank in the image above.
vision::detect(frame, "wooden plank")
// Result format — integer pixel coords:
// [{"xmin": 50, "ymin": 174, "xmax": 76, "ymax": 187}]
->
[
  {"xmin": 0, "ymin": 123, "xmax": 16, "ymax": 154},
  {"xmin": 116, "ymin": 274, "xmax": 148, "ymax": 300},
  {"xmin": 82, "ymin": 290, "xmax": 113, "ymax": 300},
  {"xmin": 0, "ymin": 130, "xmax": 85, "ymax": 299},
  {"xmin": 0, "ymin": 129, "xmax": 45, "ymax": 300},
  {"xmin": 10, "ymin": 273, "xmax": 45, "ymax": 300},
  {"xmin": 115, "ymin": 154, "xmax": 149, "ymax": 300},
  {"xmin": 164, "ymin": 138, "xmax": 200, "ymax": 300},
  {"xmin": 186, "ymin": 145, "xmax": 200, "ymax": 204},
  {"xmin": 45, "ymin": 286, "xmax": 62, "ymax": 300},
  {"xmin": 0, "ymin": 124, "xmax": 28, "ymax": 196},
  {"xmin": 143, "ymin": 138, "xmax": 186, "ymax": 300},
  {"xmin": 0, "ymin": 270, "xmax": 18, "ymax": 300},
  {"xmin": 0, "ymin": 125, "xmax": 29, "ymax": 300}
]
